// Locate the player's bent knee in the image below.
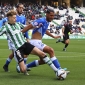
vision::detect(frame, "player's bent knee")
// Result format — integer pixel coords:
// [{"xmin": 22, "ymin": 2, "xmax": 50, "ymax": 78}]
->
[
  {"xmin": 48, "ymin": 48, "xmax": 54, "ymax": 54},
  {"xmin": 39, "ymin": 52, "xmax": 46, "ymax": 57},
  {"xmin": 65, "ymin": 42, "xmax": 69, "ymax": 44}
]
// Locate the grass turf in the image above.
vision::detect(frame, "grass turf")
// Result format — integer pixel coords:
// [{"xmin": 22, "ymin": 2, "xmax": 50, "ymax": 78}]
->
[{"xmin": 0, "ymin": 39, "xmax": 85, "ymax": 85}]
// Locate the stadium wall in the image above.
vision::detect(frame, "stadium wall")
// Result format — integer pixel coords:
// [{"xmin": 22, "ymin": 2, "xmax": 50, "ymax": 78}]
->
[{"xmin": 0, "ymin": 0, "xmax": 84, "ymax": 7}]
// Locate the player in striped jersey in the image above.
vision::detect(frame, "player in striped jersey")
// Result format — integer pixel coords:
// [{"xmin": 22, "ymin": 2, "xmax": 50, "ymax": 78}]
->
[
  {"xmin": 3, "ymin": 3, "xmax": 29, "ymax": 72},
  {"xmin": 0, "ymin": 10, "xmax": 61, "ymax": 76}
]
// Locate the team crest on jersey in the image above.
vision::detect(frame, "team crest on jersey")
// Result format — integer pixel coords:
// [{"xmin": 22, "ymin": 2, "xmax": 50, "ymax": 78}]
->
[{"xmin": 34, "ymin": 22, "xmax": 38, "ymax": 26}]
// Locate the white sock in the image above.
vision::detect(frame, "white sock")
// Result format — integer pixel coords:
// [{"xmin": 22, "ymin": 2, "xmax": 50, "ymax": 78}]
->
[
  {"xmin": 7, "ymin": 57, "xmax": 12, "ymax": 62},
  {"xmin": 35, "ymin": 60, "xmax": 39, "ymax": 66},
  {"xmin": 43, "ymin": 56, "xmax": 58, "ymax": 72}
]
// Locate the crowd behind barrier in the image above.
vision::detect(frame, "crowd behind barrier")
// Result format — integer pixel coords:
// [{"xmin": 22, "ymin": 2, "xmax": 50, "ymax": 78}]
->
[{"xmin": 0, "ymin": 2, "xmax": 85, "ymax": 39}]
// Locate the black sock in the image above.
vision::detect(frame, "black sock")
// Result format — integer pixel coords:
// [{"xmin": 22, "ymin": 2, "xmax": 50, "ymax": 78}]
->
[
  {"xmin": 61, "ymin": 41, "xmax": 65, "ymax": 44},
  {"xmin": 64, "ymin": 44, "xmax": 68, "ymax": 49}
]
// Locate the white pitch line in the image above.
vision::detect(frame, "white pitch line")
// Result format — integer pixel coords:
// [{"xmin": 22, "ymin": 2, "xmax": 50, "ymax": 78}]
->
[
  {"xmin": 0, "ymin": 49, "xmax": 85, "ymax": 54},
  {"xmin": 0, "ymin": 55, "xmax": 84, "ymax": 61},
  {"xmin": 54, "ymin": 51, "xmax": 85, "ymax": 54}
]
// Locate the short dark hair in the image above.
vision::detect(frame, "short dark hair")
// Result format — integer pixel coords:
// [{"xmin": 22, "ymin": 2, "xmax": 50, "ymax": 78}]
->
[
  {"xmin": 16, "ymin": 3, "xmax": 23, "ymax": 8},
  {"xmin": 46, "ymin": 8, "xmax": 54, "ymax": 13}
]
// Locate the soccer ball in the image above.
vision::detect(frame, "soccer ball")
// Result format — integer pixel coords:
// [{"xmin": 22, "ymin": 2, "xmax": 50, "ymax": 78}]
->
[
  {"xmin": 16, "ymin": 65, "xmax": 20, "ymax": 73},
  {"xmin": 56, "ymin": 69, "xmax": 67, "ymax": 80}
]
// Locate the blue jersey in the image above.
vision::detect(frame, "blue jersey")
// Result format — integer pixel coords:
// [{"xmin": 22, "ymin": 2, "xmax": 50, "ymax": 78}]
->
[
  {"xmin": 32, "ymin": 17, "xmax": 49, "ymax": 37},
  {"xmin": 16, "ymin": 15, "xmax": 29, "ymax": 39},
  {"xmin": 16, "ymin": 15, "xmax": 26, "ymax": 24},
  {"xmin": 0, "ymin": 18, "xmax": 7, "ymax": 28}
]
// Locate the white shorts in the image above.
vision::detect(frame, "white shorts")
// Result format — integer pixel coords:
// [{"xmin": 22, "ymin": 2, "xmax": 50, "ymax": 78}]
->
[
  {"xmin": 7, "ymin": 40, "xmax": 15, "ymax": 50},
  {"xmin": 29, "ymin": 39, "xmax": 46, "ymax": 51},
  {"xmin": 7, "ymin": 40, "xmax": 18, "ymax": 62}
]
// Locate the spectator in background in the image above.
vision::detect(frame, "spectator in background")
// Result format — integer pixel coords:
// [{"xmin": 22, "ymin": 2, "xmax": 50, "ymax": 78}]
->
[
  {"xmin": 50, "ymin": 24, "xmax": 54, "ymax": 33},
  {"xmin": 55, "ymin": 26, "xmax": 60, "ymax": 35}
]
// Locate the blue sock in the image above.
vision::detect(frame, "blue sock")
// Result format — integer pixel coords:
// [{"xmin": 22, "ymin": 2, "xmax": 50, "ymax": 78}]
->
[
  {"xmin": 5, "ymin": 58, "xmax": 11, "ymax": 66},
  {"xmin": 26, "ymin": 60, "xmax": 39, "ymax": 68},
  {"xmin": 51, "ymin": 56, "xmax": 61, "ymax": 69},
  {"xmin": 24, "ymin": 58, "xmax": 27, "ymax": 64}
]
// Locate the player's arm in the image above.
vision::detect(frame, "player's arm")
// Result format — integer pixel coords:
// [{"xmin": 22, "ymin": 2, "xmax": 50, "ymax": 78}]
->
[
  {"xmin": 22, "ymin": 24, "xmax": 34, "ymax": 33},
  {"xmin": 46, "ymin": 30, "xmax": 61, "ymax": 39},
  {"xmin": 22, "ymin": 19, "xmax": 43, "ymax": 33},
  {"xmin": 70, "ymin": 26, "xmax": 73, "ymax": 34},
  {"xmin": 3, "ymin": 17, "xmax": 8, "ymax": 24},
  {"xmin": 18, "ymin": 22, "xmax": 33, "ymax": 32}
]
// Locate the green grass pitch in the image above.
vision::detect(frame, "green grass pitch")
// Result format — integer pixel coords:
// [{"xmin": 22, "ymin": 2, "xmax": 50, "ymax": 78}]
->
[{"xmin": 0, "ymin": 39, "xmax": 85, "ymax": 85}]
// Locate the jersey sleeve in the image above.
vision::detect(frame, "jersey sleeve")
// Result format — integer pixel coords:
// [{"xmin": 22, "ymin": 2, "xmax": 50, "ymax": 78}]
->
[
  {"xmin": 31, "ymin": 18, "xmax": 44, "ymax": 27},
  {"xmin": 3, "ymin": 17, "xmax": 8, "ymax": 23},
  {"xmin": 0, "ymin": 26, "xmax": 6, "ymax": 35}
]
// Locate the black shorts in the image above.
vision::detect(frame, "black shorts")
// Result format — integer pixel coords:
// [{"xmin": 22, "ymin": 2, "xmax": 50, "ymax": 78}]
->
[
  {"xmin": 15, "ymin": 42, "xmax": 35, "ymax": 63},
  {"xmin": 63, "ymin": 34, "xmax": 69, "ymax": 41}
]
